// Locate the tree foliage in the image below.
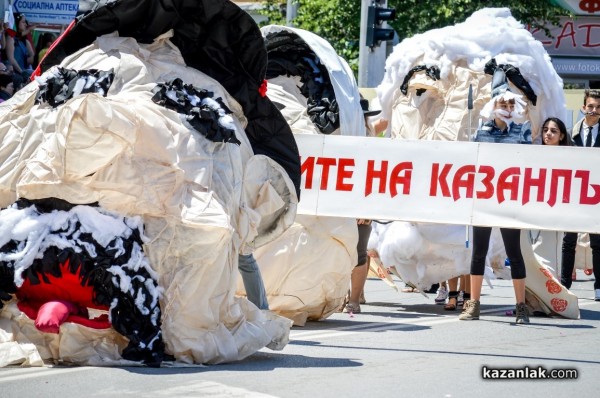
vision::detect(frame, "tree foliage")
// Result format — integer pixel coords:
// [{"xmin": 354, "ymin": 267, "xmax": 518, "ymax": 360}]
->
[
  {"xmin": 388, "ymin": 0, "xmax": 568, "ymax": 41},
  {"xmin": 260, "ymin": 0, "xmax": 287, "ymax": 26},
  {"xmin": 259, "ymin": 0, "xmax": 570, "ymax": 75},
  {"xmin": 260, "ymin": 1, "xmax": 361, "ymax": 71}
]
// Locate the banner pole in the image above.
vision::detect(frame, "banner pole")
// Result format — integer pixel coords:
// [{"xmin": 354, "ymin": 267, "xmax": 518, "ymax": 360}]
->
[{"xmin": 465, "ymin": 84, "xmax": 473, "ymax": 248}]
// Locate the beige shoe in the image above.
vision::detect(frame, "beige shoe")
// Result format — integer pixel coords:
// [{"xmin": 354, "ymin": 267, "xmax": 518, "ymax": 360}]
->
[
  {"xmin": 359, "ymin": 290, "xmax": 366, "ymax": 304},
  {"xmin": 458, "ymin": 299, "xmax": 480, "ymax": 320}
]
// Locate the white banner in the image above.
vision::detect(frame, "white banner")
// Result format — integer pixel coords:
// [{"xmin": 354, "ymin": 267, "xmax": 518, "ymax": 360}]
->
[{"xmin": 296, "ymin": 134, "xmax": 600, "ymax": 233}]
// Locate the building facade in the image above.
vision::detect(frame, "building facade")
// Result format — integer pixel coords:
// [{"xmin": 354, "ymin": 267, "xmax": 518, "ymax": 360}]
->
[{"xmin": 531, "ymin": 0, "xmax": 600, "ymax": 89}]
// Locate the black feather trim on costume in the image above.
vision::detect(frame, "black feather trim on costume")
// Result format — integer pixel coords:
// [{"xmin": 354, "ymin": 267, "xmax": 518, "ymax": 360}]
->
[
  {"xmin": 400, "ymin": 65, "xmax": 441, "ymax": 95},
  {"xmin": 36, "ymin": 68, "xmax": 115, "ymax": 107},
  {"xmin": 151, "ymin": 78, "xmax": 241, "ymax": 145},
  {"xmin": 265, "ymin": 31, "xmax": 340, "ymax": 135},
  {"xmin": 484, "ymin": 58, "xmax": 537, "ymax": 106},
  {"xmin": 0, "ymin": 198, "xmax": 164, "ymax": 367}
]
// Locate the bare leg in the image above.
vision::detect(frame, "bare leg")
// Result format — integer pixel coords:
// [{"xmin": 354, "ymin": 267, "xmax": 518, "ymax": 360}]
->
[
  {"xmin": 513, "ymin": 278, "xmax": 526, "ymax": 303},
  {"xmin": 470, "ymin": 274, "xmax": 484, "ymax": 301},
  {"xmin": 349, "ymin": 263, "xmax": 369, "ymax": 307},
  {"xmin": 448, "ymin": 277, "xmax": 458, "ymax": 292},
  {"xmin": 445, "ymin": 276, "xmax": 460, "ymax": 310},
  {"xmin": 462, "ymin": 274, "xmax": 471, "ymax": 294}
]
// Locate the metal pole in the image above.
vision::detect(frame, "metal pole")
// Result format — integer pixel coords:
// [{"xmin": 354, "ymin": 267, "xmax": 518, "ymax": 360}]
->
[
  {"xmin": 286, "ymin": 0, "xmax": 298, "ymax": 27},
  {"xmin": 358, "ymin": 0, "xmax": 388, "ymax": 88},
  {"xmin": 466, "ymin": 84, "xmax": 473, "ymax": 248}
]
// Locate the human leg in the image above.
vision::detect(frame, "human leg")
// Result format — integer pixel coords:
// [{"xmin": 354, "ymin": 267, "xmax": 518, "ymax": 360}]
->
[
  {"xmin": 238, "ymin": 253, "xmax": 269, "ymax": 310},
  {"xmin": 346, "ymin": 222, "xmax": 372, "ymax": 313},
  {"xmin": 459, "ymin": 226, "xmax": 491, "ymax": 320},
  {"xmin": 458, "ymin": 274, "xmax": 470, "ymax": 308},
  {"xmin": 589, "ymin": 233, "xmax": 600, "ymax": 300},
  {"xmin": 500, "ymin": 228, "xmax": 529, "ymax": 323},
  {"xmin": 500, "ymin": 228, "xmax": 526, "ymax": 303},
  {"xmin": 444, "ymin": 277, "xmax": 459, "ymax": 310},
  {"xmin": 347, "ymin": 263, "xmax": 368, "ymax": 312},
  {"xmin": 468, "ymin": 226, "xmax": 492, "ymax": 301},
  {"xmin": 589, "ymin": 233, "xmax": 600, "ymax": 292},
  {"xmin": 561, "ymin": 232, "xmax": 578, "ymax": 289}
]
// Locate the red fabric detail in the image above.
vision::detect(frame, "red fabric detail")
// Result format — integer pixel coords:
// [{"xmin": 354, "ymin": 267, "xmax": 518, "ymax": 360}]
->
[
  {"xmin": 551, "ymin": 298, "xmax": 568, "ymax": 313},
  {"xmin": 17, "ymin": 300, "xmax": 111, "ymax": 331},
  {"xmin": 545, "ymin": 279, "xmax": 562, "ymax": 294},
  {"xmin": 258, "ymin": 79, "xmax": 268, "ymax": 97},
  {"xmin": 15, "ymin": 257, "xmax": 112, "ymax": 331},
  {"xmin": 16, "ymin": 258, "xmax": 108, "ymax": 310},
  {"xmin": 16, "ymin": 300, "xmax": 39, "ymax": 321}
]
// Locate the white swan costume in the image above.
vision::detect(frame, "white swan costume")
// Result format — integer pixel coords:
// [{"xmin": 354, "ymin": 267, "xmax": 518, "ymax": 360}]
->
[
  {"xmin": 0, "ymin": 31, "xmax": 298, "ymax": 366},
  {"xmin": 239, "ymin": 26, "xmax": 366, "ymax": 325},
  {"xmin": 372, "ymin": 7, "xmax": 579, "ymax": 318}
]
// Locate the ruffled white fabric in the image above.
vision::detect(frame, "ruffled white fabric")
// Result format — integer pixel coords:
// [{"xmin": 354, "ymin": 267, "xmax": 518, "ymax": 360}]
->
[
  {"xmin": 245, "ymin": 26, "xmax": 364, "ymax": 325},
  {"xmin": 0, "ymin": 31, "xmax": 295, "ymax": 366},
  {"xmin": 377, "ymin": 7, "xmax": 565, "ymax": 142}
]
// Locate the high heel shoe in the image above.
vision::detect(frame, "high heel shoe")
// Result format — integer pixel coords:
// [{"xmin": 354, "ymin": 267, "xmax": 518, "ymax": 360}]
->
[{"xmin": 444, "ymin": 291, "xmax": 459, "ymax": 311}]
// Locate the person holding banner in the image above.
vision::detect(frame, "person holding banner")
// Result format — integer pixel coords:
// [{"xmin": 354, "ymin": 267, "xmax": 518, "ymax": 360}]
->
[
  {"xmin": 541, "ymin": 117, "xmax": 570, "ymax": 146},
  {"xmin": 343, "ymin": 98, "xmax": 384, "ymax": 314},
  {"xmin": 561, "ymin": 89, "xmax": 600, "ymax": 301},
  {"xmin": 459, "ymin": 68, "xmax": 531, "ymax": 323}
]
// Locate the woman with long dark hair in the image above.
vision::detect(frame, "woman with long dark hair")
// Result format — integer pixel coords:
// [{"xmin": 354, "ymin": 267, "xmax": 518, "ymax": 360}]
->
[
  {"xmin": 541, "ymin": 117, "xmax": 571, "ymax": 146},
  {"xmin": 5, "ymin": 13, "xmax": 34, "ymax": 82}
]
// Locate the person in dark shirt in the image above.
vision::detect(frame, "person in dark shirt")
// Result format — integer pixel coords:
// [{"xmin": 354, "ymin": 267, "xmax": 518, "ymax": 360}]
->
[{"xmin": 560, "ymin": 89, "xmax": 600, "ymax": 301}]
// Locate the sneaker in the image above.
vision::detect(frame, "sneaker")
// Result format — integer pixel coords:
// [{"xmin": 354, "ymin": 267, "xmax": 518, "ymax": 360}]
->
[
  {"xmin": 457, "ymin": 290, "xmax": 464, "ymax": 307},
  {"xmin": 434, "ymin": 287, "xmax": 448, "ymax": 304},
  {"xmin": 458, "ymin": 299, "xmax": 480, "ymax": 320},
  {"xmin": 595, "ymin": 289, "xmax": 600, "ymax": 301},
  {"xmin": 461, "ymin": 293, "xmax": 470, "ymax": 310},
  {"xmin": 515, "ymin": 302, "xmax": 530, "ymax": 324}
]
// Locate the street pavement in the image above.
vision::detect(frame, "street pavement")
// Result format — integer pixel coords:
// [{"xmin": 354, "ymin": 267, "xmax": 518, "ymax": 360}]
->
[{"xmin": 1, "ymin": 271, "xmax": 599, "ymax": 398}]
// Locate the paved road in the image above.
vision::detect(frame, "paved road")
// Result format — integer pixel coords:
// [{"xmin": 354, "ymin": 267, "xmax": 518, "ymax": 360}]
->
[{"xmin": 1, "ymin": 272, "xmax": 599, "ymax": 398}]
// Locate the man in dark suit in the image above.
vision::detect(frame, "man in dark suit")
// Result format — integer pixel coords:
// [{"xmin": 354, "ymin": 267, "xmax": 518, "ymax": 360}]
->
[{"xmin": 561, "ymin": 89, "xmax": 600, "ymax": 301}]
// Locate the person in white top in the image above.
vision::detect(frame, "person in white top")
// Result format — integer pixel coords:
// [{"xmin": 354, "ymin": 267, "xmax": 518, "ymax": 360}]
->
[{"xmin": 561, "ymin": 89, "xmax": 600, "ymax": 301}]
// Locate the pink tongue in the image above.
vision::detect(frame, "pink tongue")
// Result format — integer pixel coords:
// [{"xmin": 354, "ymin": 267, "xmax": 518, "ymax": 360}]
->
[{"xmin": 34, "ymin": 300, "xmax": 79, "ymax": 334}]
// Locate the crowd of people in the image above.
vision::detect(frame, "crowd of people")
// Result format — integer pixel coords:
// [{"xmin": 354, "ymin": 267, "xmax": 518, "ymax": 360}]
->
[
  {"xmin": 337, "ymin": 86, "xmax": 600, "ymax": 324},
  {"xmin": 0, "ymin": 13, "xmax": 56, "ymax": 103}
]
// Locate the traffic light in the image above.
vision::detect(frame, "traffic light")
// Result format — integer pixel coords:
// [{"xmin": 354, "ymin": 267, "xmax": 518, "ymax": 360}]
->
[{"xmin": 366, "ymin": 4, "xmax": 396, "ymax": 48}]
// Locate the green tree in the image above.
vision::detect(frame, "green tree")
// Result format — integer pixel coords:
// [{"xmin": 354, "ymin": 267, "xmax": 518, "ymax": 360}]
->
[
  {"xmin": 260, "ymin": 0, "xmax": 286, "ymax": 26},
  {"xmin": 260, "ymin": 1, "xmax": 361, "ymax": 71},
  {"xmin": 389, "ymin": 0, "xmax": 567, "ymax": 42},
  {"xmin": 259, "ymin": 0, "xmax": 570, "ymax": 76},
  {"xmin": 292, "ymin": 1, "xmax": 361, "ymax": 71}
]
